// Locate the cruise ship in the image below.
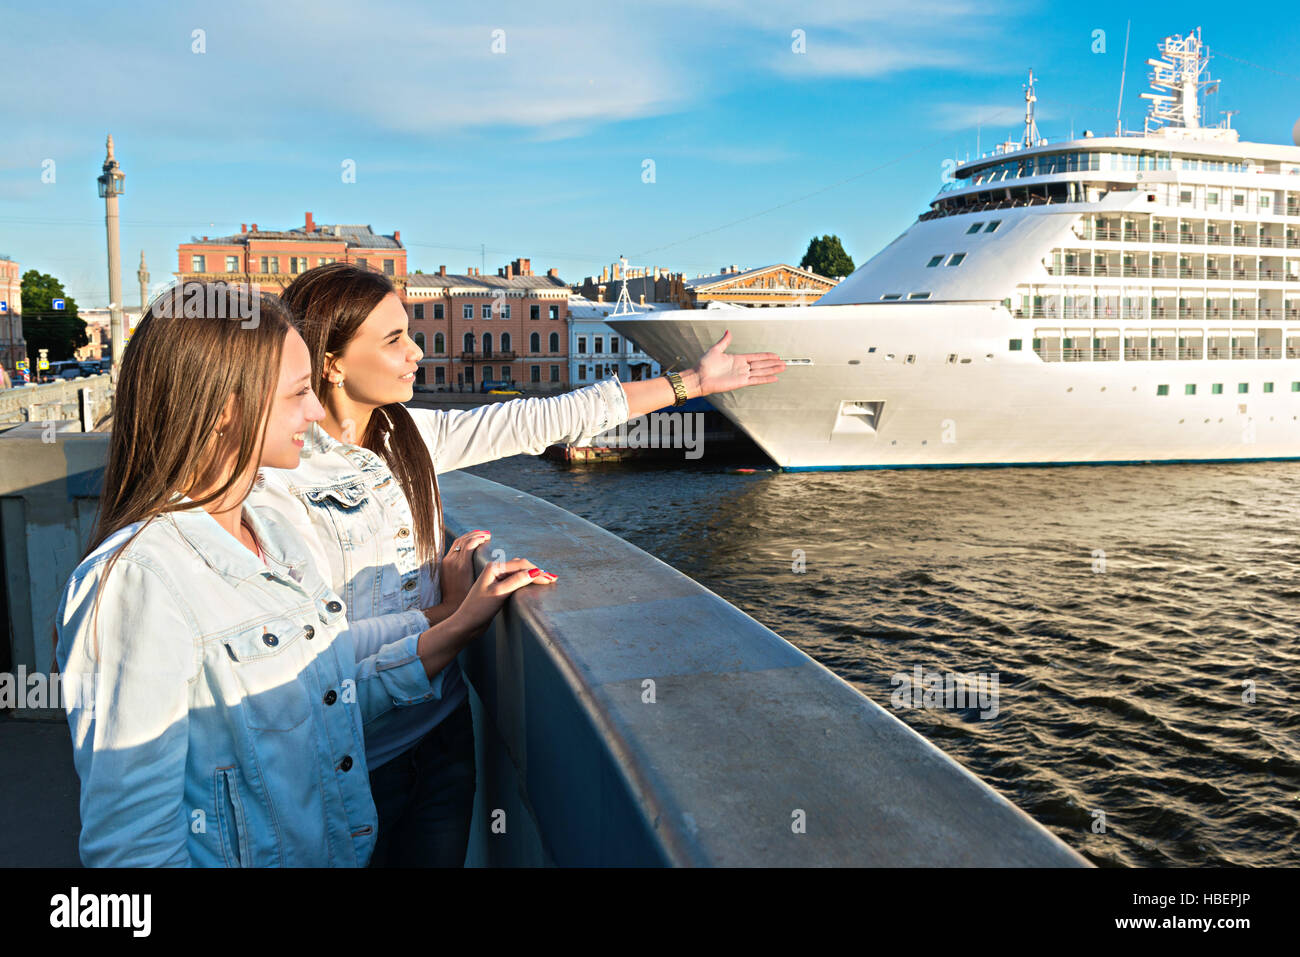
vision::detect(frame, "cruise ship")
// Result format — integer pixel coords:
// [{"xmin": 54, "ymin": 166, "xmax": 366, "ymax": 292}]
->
[{"xmin": 610, "ymin": 29, "xmax": 1300, "ymax": 469}]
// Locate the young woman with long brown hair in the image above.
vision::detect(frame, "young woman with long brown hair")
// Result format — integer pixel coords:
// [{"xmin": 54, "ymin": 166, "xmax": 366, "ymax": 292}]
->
[
  {"xmin": 251, "ymin": 262, "xmax": 785, "ymax": 866},
  {"xmin": 55, "ymin": 282, "xmax": 552, "ymax": 866}
]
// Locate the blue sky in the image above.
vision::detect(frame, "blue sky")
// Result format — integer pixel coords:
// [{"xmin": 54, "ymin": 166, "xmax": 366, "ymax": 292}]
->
[{"xmin": 2, "ymin": 0, "xmax": 1298, "ymax": 306}]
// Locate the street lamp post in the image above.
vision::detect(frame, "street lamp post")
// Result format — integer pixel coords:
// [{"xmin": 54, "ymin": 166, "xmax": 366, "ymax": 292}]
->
[{"xmin": 97, "ymin": 134, "xmax": 125, "ymax": 380}]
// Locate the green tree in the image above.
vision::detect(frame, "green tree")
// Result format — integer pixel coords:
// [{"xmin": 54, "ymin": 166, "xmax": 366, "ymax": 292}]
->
[
  {"xmin": 799, "ymin": 235, "xmax": 855, "ymax": 279},
  {"xmin": 21, "ymin": 270, "xmax": 88, "ymax": 362}
]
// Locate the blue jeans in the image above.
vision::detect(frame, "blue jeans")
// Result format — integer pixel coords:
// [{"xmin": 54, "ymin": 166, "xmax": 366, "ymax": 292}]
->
[{"xmin": 367, "ymin": 698, "xmax": 476, "ymax": 867}]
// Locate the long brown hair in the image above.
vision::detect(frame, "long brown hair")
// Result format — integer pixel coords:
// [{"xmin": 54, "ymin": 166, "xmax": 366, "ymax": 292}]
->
[
  {"xmin": 280, "ymin": 263, "xmax": 443, "ymax": 566},
  {"xmin": 64, "ymin": 282, "xmax": 295, "ymax": 658}
]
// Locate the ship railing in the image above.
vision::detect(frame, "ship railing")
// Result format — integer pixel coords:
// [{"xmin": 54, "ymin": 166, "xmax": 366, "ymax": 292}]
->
[
  {"xmin": 1287, "ymin": 309, "xmax": 1300, "ymax": 321},
  {"xmin": 1177, "ymin": 309, "xmax": 1206, "ymax": 321},
  {"xmin": 1232, "ymin": 308, "xmax": 1259, "ymax": 321},
  {"xmin": 1231, "ymin": 346, "xmax": 1257, "ymax": 359},
  {"xmin": 1121, "ymin": 265, "xmax": 1150, "ymax": 277},
  {"xmin": 1232, "ymin": 269, "xmax": 1258, "ymax": 280},
  {"xmin": 1287, "ymin": 344, "xmax": 1300, "ymax": 358},
  {"xmin": 1177, "ymin": 345, "xmax": 1203, "ymax": 359}
]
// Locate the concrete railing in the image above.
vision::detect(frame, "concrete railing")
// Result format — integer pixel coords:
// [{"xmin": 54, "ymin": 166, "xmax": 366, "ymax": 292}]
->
[
  {"xmin": 0, "ymin": 434, "xmax": 1089, "ymax": 866},
  {"xmin": 0, "ymin": 375, "xmax": 113, "ymax": 427}
]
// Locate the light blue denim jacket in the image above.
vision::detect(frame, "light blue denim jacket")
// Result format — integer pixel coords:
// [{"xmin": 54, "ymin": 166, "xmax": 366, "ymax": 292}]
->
[
  {"xmin": 55, "ymin": 497, "xmax": 441, "ymax": 867},
  {"xmin": 250, "ymin": 377, "xmax": 630, "ymax": 768}
]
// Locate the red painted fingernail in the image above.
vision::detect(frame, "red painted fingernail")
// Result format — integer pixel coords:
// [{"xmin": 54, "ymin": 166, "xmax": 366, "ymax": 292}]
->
[{"xmin": 529, "ymin": 568, "xmax": 541, "ymax": 577}]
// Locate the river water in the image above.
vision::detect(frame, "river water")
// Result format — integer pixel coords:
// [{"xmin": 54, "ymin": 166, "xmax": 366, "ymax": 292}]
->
[{"xmin": 463, "ymin": 452, "xmax": 1300, "ymax": 867}]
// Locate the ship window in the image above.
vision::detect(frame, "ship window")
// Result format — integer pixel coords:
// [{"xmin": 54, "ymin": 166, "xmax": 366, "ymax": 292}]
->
[
  {"xmin": 905, "ymin": 354, "xmax": 916, "ymax": 364},
  {"xmin": 1292, "ymin": 382, "xmax": 1300, "ymax": 391},
  {"xmin": 947, "ymin": 353, "xmax": 958, "ymax": 363},
  {"xmin": 926, "ymin": 255, "xmax": 944, "ymax": 267},
  {"xmin": 1180, "ymin": 190, "xmax": 1192, "ymax": 204},
  {"xmin": 1233, "ymin": 194, "xmax": 1245, "ymax": 207},
  {"xmin": 1212, "ymin": 383, "xmax": 1223, "ymax": 394},
  {"xmin": 946, "ymin": 253, "xmax": 966, "ymax": 266},
  {"xmin": 966, "ymin": 223, "xmax": 983, "ymax": 234},
  {"xmin": 1185, "ymin": 384, "xmax": 1196, "ymax": 395},
  {"xmin": 908, "ymin": 292, "xmax": 931, "ymax": 300},
  {"xmin": 1264, "ymin": 382, "xmax": 1274, "ymax": 393},
  {"xmin": 1008, "ymin": 339, "xmax": 1022, "ymax": 351},
  {"xmin": 1238, "ymin": 383, "xmax": 1248, "ymax": 393},
  {"xmin": 1156, "ymin": 384, "xmax": 1169, "ymax": 396},
  {"xmin": 881, "ymin": 293, "xmax": 903, "ymax": 300},
  {"xmin": 984, "ymin": 220, "xmax": 1001, "ymax": 233},
  {"xmin": 1207, "ymin": 191, "xmax": 1218, "ymax": 204},
  {"xmin": 868, "ymin": 347, "xmax": 876, "ymax": 353}
]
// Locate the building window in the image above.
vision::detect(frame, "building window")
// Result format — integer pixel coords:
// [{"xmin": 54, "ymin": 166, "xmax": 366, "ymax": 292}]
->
[
  {"xmin": 578, "ymin": 364, "xmax": 587, "ymax": 380},
  {"xmin": 549, "ymin": 332, "xmax": 559, "ymax": 352},
  {"xmin": 270, "ymin": 258, "xmax": 279, "ymax": 274},
  {"xmin": 549, "ymin": 305, "xmax": 559, "ymax": 320},
  {"xmin": 500, "ymin": 333, "xmax": 511, "ymax": 352},
  {"xmin": 463, "ymin": 304, "xmax": 473, "ymax": 319},
  {"xmin": 225, "ymin": 256, "xmax": 239, "ymax": 272},
  {"xmin": 434, "ymin": 332, "xmax": 445, "ymax": 354},
  {"xmin": 464, "ymin": 366, "xmax": 473, "ymax": 384},
  {"xmin": 531, "ymin": 365, "xmax": 541, "ymax": 383},
  {"xmin": 481, "ymin": 304, "xmax": 492, "ymax": 319},
  {"xmin": 946, "ymin": 253, "xmax": 966, "ymax": 266},
  {"xmin": 463, "ymin": 332, "xmax": 474, "ymax": 353},
  {"xmin": 550, "ymin": 365, "xmax": 559, "ymax": 382},
  {"xmin": 530, "ymin": 304, "xmax": 540, "ymax": 320},
  {"xmin": 434, "ymin": 303, "xmax": 444, "ymax": 319},
  {"xmin": 610, "ymin": 336, "xmax": 619, "ymax": 353},
  {"xmin": 290, "ymin": 257, "xmax": 309, "ymax": 273},
  {"xmin": 414, "ymin": 304, "xmax": 425, "ymax": 319},
  {"xmin": 191, "ymin": 255, "xmax": 206, "ymax": 272},
  {"xmin": 500, "ymin": 365, "xmax": 511, "ymax": 380},
  {"xmin": 435, "ymin": 366, "xmax": 445, "ymax": 385},
  {"xmin": 577, "ymin": 336, "xmax": 587, "ymax": 353},
  {"xmin": 594, "ymin": 336, "xmax": 604, "ymax": 353},
  {"xmin": 318, "ymin": 257, "xmax": 336, "ymax": 266},
  {"xmin": 482, "ymin": 333, "xmax": 493, "ymax": 356},
  {"xmin": 356, "ymin": 257, "xmax": 368, "ymax": 269},
  {"xmin": 926, "ymin": 255, "xmax": 944, "ymax": 267},
  {"xmin": 413, "ymin": 332, "xmax": 425, "ymax": 352},
  {"xmin": 383, "ymin": 259, "xmax": 394, "ymax": 276},
  {"xmin": 502, "ymin": 304, "xmax": 511, "ymax": 319},
  {"xmin": 530, "ymin": 332, "xmax": 540, "ymax": 353}
]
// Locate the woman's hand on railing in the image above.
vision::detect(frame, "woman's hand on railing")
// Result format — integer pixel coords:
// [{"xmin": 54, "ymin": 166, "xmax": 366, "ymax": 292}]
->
[
  {"xmin": 439, "ymin": 528, "xmax": 492, "ymax": 609},
  {"xmin": 416, "ymin": 558, "xmax": 556, "ymax": 678}
]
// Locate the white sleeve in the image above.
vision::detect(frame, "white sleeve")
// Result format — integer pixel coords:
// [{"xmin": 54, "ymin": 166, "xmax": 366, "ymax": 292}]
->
[{"xmin": 408, "ymin": 376, "xmax": 631, "ymax": 472}]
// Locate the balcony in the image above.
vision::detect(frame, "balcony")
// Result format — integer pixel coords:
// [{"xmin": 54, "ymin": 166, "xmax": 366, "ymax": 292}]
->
[{"xmin": 460, "ymin": 351, "xmax": 518, "ymax": 361}]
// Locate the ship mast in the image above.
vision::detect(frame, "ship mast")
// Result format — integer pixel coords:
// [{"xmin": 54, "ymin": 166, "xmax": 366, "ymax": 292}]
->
[
  {"xmin": 1022, "ymin": 69, "xmax": 1040, "ymax": 147},
  {"xmin": 1140, "ymin": 27, "xmax": 1217, "ymax": 132}
]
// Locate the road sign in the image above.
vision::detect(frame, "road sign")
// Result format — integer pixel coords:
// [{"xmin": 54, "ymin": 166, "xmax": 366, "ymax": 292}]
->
[
  {"xmin": 16, "ymin": 359, "xmax": 29, "ymax": 370},
  {"xmin": 0, "ymin": 301, "xmax": 7, "ymax": 313},
  {"xmin": 38, "ymin": 358, "xmax": 49, "ymax": 370},
  {"xmin": 52, "ymin": 298, "xmax": 65, "ymax": 310}
]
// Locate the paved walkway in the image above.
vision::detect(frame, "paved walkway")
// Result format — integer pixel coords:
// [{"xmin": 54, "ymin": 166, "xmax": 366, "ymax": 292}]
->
[{"xmin": 0, "ymin": 715, "xmax": 81, "ymax": 867}]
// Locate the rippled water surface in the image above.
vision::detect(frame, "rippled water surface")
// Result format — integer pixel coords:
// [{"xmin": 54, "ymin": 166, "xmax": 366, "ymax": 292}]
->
[{"xmin": 463, "ymin": 454, "xmax": 1300, "ymax": 867}]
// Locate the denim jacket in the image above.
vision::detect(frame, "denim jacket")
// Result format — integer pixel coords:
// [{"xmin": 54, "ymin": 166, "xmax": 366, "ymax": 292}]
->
[
  {"xmin": 55, "ymin": 497, "xmax": 442, "ymax": 867},
  {"xmin": 250, "ymin": 377, "xmax": 630, "ymax": 768}
]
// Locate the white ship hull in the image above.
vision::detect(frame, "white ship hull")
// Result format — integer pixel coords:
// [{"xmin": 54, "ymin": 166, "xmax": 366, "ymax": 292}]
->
[{"xmin": 610, "ymin": 303, "xmax": 1300, "ymax": 469}]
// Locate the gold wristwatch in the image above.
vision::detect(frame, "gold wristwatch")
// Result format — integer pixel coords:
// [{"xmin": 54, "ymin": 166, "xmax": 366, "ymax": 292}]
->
[{"xmin": 666, "ymin": 371, "xmax": 689, "ymax": 406}]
